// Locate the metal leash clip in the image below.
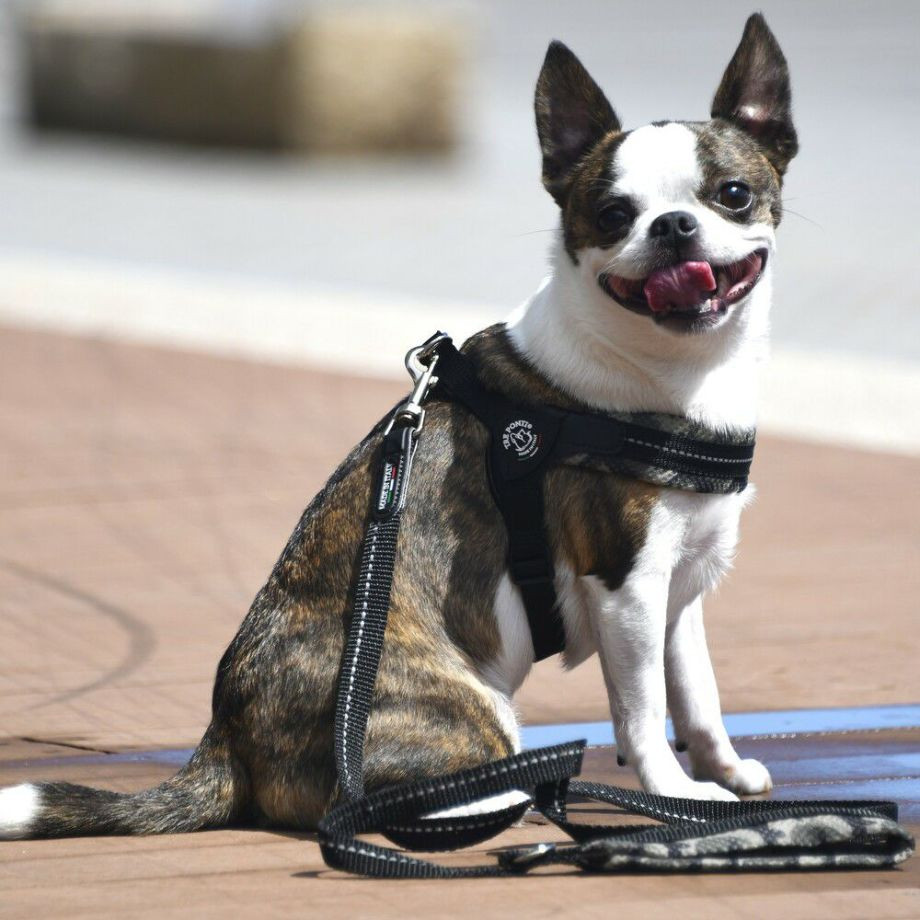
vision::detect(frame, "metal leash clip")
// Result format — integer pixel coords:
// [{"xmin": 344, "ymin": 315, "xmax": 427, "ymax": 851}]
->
[{"xmin": 385, "ymin": 332, "xmax": 449, "ymax": 434}]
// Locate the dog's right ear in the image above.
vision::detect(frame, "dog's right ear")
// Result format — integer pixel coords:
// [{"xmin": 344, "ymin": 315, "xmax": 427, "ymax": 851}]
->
[{"xmin": 535, "ymin": 41, "xmax": 620, "ymax": 206}]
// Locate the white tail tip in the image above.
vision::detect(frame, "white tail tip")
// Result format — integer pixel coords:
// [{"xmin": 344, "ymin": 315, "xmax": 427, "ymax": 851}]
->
[{"xmin": 0, "ymin": 783, "xmax": 40, "ymax": 839}]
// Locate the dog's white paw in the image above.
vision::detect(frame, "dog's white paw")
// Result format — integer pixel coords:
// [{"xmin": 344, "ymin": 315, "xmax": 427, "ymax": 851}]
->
[
  {"xmin": 644, "ymin": 772, "xmax": 740, "ymax": 803},
  {"xmin": 723, "ymin": 758, "xmax": 772, "ymax": 795},
  {"xmin": 693, "ymin": 756, "xmax": 772, "ymax": 796}
]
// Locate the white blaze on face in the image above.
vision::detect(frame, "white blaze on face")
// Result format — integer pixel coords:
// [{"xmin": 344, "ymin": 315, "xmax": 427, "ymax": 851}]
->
[
  {"xmin": 600, "ymin": 121, "xmax": 774, "ymax": 277},
  {"xmin": 612, "ymin": 123, "xmax": 702, "ymax": 209}
]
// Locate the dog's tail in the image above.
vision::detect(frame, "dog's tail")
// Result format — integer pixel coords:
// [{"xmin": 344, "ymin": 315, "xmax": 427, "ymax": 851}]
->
[{"xmin": 0, "ymin": 725, "xmax": 246, "ymax": 839}]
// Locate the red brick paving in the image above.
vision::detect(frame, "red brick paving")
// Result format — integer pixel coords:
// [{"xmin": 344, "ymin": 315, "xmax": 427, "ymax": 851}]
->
[{"xmin": 1, "ymin": 325, "xmax": 917, "ymax": 917}]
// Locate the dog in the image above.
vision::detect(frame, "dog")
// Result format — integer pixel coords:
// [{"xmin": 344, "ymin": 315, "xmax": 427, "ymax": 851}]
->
[{"xmin": 0, "ymin": 12, "xmax": 796, "ymax": 838}]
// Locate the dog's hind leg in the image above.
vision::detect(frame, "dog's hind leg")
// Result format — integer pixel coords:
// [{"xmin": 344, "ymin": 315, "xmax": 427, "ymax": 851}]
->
[
  {"xmin": 421, "ymin": 687, "xmax": 531, "ymax": 819},
  {"xmin": 361, "ymin": 671, "xmax": 531, "ymax": 819},
  {"xmin": 0, "ymin": 723, "xmax": 248, "ymax": 839}
]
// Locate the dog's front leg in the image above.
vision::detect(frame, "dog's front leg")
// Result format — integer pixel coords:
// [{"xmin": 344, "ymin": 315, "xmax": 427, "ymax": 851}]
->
[
  {"xmin": 587, "ymin": 574, "xmax": 738, "ymax": 801},
  {"xmin": 665, "ymin": 596, "xmax": 772, "ymax": 795}
]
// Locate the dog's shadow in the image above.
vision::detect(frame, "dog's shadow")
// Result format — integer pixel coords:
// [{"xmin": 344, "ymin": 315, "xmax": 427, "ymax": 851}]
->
[{"xmin": 258, "ymin": 828, "xmax": 343, "ymax": 880}]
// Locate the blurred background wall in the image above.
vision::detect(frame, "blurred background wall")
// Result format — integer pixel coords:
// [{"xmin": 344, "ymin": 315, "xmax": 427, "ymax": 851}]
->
[{"xmin": 0, "ymin": 0, "xmax": 917, "ymax": 450}]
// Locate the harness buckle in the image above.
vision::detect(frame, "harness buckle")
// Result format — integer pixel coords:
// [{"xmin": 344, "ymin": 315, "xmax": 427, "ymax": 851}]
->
[
  {"xmin": 385, "ymin": 332, "xmax": 450, "ymax": 435},
  {"xmin": 406, "ymin": 331, "xmax": 449, "ymax": 382}
]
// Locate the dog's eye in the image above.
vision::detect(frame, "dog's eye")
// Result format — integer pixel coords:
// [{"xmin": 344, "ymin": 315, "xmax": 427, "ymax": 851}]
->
[
  {"xmin": 596, "ymin": 204, "xmax": 633, "ymax": 235},
  {"xmin": 718, "ymin": 182, "xmax": 753, "ymax": 211}
]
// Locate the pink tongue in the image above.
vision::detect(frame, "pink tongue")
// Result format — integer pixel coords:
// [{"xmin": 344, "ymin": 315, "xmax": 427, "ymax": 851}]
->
[{"xmin": 643, "ymin": 261, "xmax": 716, "ymax": 313}]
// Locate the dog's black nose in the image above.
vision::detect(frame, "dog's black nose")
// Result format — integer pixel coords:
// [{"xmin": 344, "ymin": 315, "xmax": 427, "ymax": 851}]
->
[{"xmin": 649, "ymin": 210, "xmax": 699, "ymax": 246}]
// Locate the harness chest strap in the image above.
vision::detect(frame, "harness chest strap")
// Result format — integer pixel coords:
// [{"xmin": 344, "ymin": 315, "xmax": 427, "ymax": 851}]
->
[{"xmin": 429, "ymin": 337, "xmax": 755, "ymax": 660}]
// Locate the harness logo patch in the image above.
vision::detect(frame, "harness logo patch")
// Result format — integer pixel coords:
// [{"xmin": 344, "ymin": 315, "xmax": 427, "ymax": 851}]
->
[{"xmin": 502, "ymin": 419, "xmax": 541, "ymax": 460}]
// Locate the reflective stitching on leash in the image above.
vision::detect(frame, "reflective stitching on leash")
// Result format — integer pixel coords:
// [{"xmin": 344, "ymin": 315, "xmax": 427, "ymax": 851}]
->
[
  {"xmin": 384, "ymin": 814, "xmax": 519, "ymax": 834},
  {"xmin": 328, "ymin": 841, "xmax": 403, "ymax": 863},
  {"xmin": 340, "ymin": 524, "xmax": 379, "ymax": 791}
]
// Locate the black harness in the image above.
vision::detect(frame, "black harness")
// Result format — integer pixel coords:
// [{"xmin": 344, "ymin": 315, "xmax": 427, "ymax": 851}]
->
[
  {"xmin": 431, "ymin": 335, "xmax": 755, "ymax": 660},
  {"xmin": 319, "ymin": 333, "xmax": 912, "ymax": 879}
]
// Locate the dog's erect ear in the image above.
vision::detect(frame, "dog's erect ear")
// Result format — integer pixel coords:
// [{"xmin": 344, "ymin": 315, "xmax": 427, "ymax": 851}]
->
[
  {"xmin": 535, "ymin": 41, "xmax": 620, "ymax": 206},
  {"xmin": 711, "ymin": 13, "xmax": 798, "ymax": 175}
]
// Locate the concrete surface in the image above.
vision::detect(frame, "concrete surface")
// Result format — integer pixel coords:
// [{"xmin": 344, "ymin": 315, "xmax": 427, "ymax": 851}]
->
[
  {"xmin": 3, "ymin": 249, "xmax": 920, "ymax": 458},
  {"xmin": 0, "ymin": 0, "xmax": 917, "ymax": 363}
]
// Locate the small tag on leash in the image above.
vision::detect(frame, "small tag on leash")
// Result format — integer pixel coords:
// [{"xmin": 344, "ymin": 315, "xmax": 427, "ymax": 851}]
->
[
  {"xmin": 373, "ymin": 425, "xmax": 416, "ymax": 521},
  {"xmin": 376, "ymin": 458, "xmax": 400, "ymax": 516}
]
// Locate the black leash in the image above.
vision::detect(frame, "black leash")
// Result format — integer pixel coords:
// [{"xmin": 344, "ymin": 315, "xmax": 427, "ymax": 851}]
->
[{"xmin": 320, "ymin": 332, "xmax": 914, "ymax": 878}]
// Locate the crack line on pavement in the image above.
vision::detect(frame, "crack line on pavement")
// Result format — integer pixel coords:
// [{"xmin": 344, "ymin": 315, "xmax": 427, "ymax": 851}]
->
[
  {"xmin": 0, "ymin": 557, "xmax": 157, "ymax": 708},
  {"xmin": 19, "ymin": 736, "xmax": 116, "ymax": 755}
]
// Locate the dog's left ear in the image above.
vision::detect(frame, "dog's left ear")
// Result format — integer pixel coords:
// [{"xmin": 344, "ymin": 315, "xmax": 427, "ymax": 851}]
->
[
  {"xmin": 711, "ymin": 13, "xmax": 798, "ymax": 176},
  {"xmin": 535, "ymin": 41, "xmax": 620, "ymax": 206}
]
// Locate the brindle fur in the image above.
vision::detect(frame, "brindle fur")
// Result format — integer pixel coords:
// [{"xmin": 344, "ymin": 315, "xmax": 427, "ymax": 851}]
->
[
  {"xmin": 709, "ymin": 13, "xmax": 798, "ymax": 177},
  {"xmin": 690, "ymin": 121, "xmax": 784, "ymax": 226},
  {"xmin": 218, "ymin": 324, "xmax": 658, "ymax": 829}
]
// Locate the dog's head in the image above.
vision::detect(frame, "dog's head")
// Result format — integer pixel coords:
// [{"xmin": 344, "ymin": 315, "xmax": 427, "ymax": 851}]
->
[{"xmin": 535, "ymin": 14, "xmax": 796, "ymax": 339}]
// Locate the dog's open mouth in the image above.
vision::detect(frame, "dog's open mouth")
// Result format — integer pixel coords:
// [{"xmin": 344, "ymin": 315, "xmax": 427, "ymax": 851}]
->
[{"xmin": 599, "ymin": 249, "xmax": 767, "ymax": 330}]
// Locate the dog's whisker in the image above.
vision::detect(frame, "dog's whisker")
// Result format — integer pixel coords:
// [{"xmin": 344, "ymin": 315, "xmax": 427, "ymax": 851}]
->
[
  {"xmin": 586, "ymin": 176, "xmax": 619, "ymax": 193},
  {"xmin": 778, "ymin": 206, "xmax": 823, "ymax": 229}
]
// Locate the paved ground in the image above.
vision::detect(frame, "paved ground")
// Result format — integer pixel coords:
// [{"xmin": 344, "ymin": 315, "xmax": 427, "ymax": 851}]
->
[
  {"xmin": 3, "ymin": 736, "xmax": 918, "ymax": 920},
  {"xmin": 0, "ymin": 325, "xmax": 917, "ymax": 916}
]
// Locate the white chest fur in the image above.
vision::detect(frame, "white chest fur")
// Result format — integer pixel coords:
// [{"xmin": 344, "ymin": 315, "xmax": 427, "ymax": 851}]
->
[
  {"xmin": 644, "ymin": 487, "xmax": 751, "ymax": 612},
  {"xmin": 483, "ymin": 484, "xmax": 751, "ymax": 697}
]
